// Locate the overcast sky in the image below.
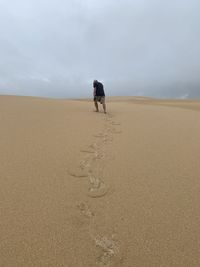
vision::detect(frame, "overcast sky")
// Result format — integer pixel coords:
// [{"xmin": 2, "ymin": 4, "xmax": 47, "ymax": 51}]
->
[{"xmin": 0, "ymin": 0, "xmax": 200, "ymax": 98}]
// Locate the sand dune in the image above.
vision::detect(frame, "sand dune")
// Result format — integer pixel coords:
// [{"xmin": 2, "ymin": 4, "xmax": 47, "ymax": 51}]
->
[{"xmin": 1, "ymin": 95, "xmax": 200, "ymax": 266}]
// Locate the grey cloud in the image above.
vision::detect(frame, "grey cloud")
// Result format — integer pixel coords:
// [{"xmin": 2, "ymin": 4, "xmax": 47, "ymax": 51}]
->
[{"xmin": 0, "ymin": 0, "xmax": 200, "ymax": 98}]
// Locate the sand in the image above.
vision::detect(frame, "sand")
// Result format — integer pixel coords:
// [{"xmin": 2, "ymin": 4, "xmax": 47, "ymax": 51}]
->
[{"xmin": 1, "ymin": 95, "xmax": 200, "ymax": 266}]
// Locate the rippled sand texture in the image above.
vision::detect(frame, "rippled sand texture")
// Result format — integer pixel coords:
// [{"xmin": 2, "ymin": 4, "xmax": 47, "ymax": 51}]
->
[{"xmin": 1, "ymin": 95, "xmax": 200, "ymax": 266}]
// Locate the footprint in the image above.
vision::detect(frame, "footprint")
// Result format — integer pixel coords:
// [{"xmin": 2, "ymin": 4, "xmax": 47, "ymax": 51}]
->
[
  {"xmin": 77, "ymin": 202, "xmax": 94, "ymax": 218},
  {"xmin": 111, "ymin": 130, "xmax": 122, "ymax": 134},
  {"xmin": 106, "ymin": 114, "xmax": 114, "ymax": 119},
  {"xmin": 80, "ymin": 159, "xmax": 91, "ymax": 170},
  {"xmin": 88, "ymin": 187, "xmax": 109, "ymax": 198},
  {"xmin": 102, "ymin": 136, "xmax": 113, "ymax": 143},
  {"xmin": 87, "ymin": 176, "xmax": 109, "ymax": 198},
  {"xmin": 106, "ymin": 127, "xmax": 114, "ymax": 133},
  {"xmin": 89, "ymin": 175, "xmax": 101, "ymax": 188},
  {"xmin": 95, "ymin": 235, "xmax": 119, "ymax": 266},
  {"xmin": 93, "ymin": 151, "xmax": 104, "ymax": 160},
  {"xmin": 80, "ymin": 149, "xmax": 95, "ymax": 154},
  {"xmin": 90, "ymin": 143, "xmax": 100, "ymax": 151},
  {"xmin": 93, "ymin": 133, "xmax": 105, "ymax": 138},
  {"xmin": 111, "ymin": 122, "xmax": 121, "ymax": 126},
  {"xmin": 67, "ymin": 167, "xmax": 89, "ymax": 178}
]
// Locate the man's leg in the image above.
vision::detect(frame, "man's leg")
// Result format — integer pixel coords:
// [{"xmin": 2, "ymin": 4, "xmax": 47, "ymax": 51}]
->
[
  {"xmin": 94, "ymin": 100, "xmax": 99, "ymax": 112},
  {"xmin": 101, "ymin": 97, "xmax": 106, "ymax": 113},
  {"xmin": 103, "ymin": 103, "xmax": 106, "ymax": 113}
]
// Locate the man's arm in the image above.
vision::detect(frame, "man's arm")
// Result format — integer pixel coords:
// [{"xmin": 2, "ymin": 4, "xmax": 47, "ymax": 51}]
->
[{"xmin": 93, "ymin": 87, "xmax": 96, "ymax": 97}]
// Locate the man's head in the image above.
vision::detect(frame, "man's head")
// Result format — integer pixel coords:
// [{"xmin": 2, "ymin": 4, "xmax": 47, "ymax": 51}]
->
[{"xmin": 93, "ymin": 80, "xmax": 98, "ymax": 86}]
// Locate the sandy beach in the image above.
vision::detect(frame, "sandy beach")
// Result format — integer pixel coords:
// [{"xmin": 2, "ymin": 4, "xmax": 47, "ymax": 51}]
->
[{"xmin": 1, "ymin": 95, "xmax": 200, "ymax": 266}]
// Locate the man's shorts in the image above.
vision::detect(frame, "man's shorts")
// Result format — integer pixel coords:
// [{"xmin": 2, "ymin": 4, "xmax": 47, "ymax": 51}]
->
[{"xmin": 94, "ymin": 96, "xmax": 105, "ymax": 104}]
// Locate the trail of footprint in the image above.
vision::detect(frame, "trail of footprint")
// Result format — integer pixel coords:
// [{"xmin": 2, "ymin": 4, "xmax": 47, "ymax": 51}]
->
[{"xmin": 74, "ymin": 114, "xmax": 123, "ymax": 266}]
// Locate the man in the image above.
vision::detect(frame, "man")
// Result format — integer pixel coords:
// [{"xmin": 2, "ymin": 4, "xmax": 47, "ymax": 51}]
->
[{"xmin": 93, "ymin": 80, "xmax": 106, "ymax": 114}]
